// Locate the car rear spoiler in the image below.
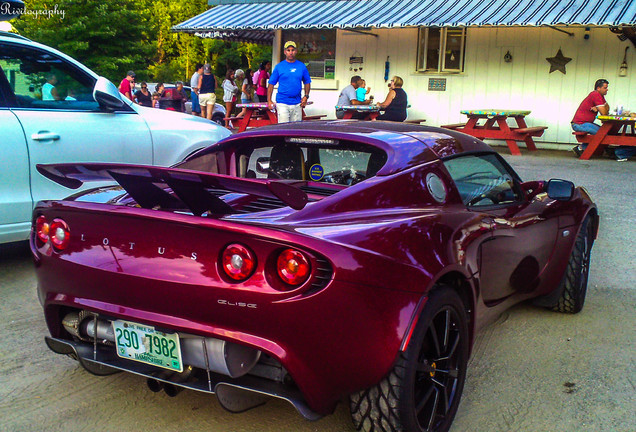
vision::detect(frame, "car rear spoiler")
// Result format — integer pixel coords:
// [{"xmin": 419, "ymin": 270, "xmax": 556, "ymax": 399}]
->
[{"xmin": 36, "ymin": 163, "xmax": 308, "ymax": 214}]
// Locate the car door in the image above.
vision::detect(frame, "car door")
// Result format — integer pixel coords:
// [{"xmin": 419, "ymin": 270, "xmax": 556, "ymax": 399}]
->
[
  {"xmin": 0, "ymin": 42, "xmax": 153, "ymax": 238},
  {"xmin": 0, "ymin": 105, "xmax": 31, "ymax": 242},
  {"xmin": 444, "ymin": 153, "xmax": 559, "ymax": 304}
]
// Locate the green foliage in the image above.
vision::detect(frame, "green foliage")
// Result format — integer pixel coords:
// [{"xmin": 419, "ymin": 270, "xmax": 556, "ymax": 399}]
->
[
  {"xmin": 11, "ymin": 0, "xmax": 272, "ymax": 84},
  {"xmin": 13, "ymin": 0, "xmax": 156, "ymax": 82}
]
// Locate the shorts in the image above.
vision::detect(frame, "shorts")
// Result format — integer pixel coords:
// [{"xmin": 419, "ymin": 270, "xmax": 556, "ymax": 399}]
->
[{"xmin": 199, "ymin": 92, "xmax": 216, "ymax": 107}]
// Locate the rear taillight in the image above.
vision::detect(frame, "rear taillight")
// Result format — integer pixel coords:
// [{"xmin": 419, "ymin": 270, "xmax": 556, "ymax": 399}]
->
[
  {"xmin": 35, "ymin": 215, "xmax": 50, "ymax": 245},
  {"xmin": 49, "ymin": 219, "xmax": 70, "ymax": 250},
  {"xmin": 276, "ymin": 249, "xmax": 311, "ymax": 287},
  {"xmin": 221, "ymin": 243, "xmax": 256, "ymax": 281}
]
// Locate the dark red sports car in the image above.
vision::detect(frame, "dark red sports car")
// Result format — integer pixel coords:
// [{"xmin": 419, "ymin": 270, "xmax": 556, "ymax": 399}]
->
[{"xmin": 31, "ymin": 121, "xmax": 598, "ymax": 432}]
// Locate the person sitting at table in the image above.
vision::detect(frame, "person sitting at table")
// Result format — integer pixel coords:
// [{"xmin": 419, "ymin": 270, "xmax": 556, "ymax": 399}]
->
[
  {"xmin": 571, "ymin": 79, "xmax": 635, "ymax": 161},
  {"xmin": 356, "ymin": 79, "xmax": 371, "ymax": 102},
  {"xmin": 336, "ymin": 75, "xmax": 371, "ymax": 119},
  {"xmin": 376, "ymin": 76, "xmax": 408, "ymax": 122},
  {"xmin": 571, "ymin": 79, "xmax": 609, "ymax": 157}
]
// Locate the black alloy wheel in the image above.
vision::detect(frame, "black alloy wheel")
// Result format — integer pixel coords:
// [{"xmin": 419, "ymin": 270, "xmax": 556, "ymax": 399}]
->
[
  {"xmin": 350, "ymin": 287, "xmax": 469, "ymax": 432},
  {"xmin": 554, "ymin": 217, "xmax": 593, "ymax": 313}
]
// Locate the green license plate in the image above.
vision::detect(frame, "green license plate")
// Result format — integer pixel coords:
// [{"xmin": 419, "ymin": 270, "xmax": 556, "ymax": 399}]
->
[{"xmin": 112, "ymin": 320, "xmax": 183, "ymax": 372}]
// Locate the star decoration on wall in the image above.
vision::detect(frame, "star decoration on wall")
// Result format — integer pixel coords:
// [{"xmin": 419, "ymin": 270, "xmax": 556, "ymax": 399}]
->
[{"xmin": 546, "ymin": 49, "xmax": 572, "ymax": 74}]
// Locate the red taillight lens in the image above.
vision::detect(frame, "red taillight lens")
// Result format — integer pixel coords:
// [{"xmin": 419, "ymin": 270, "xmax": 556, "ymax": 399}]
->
[
  {"xmin": 276, "ymin": 249, "xmax": 311, "ymax": 286},
  {"xmin": 221, "ymin": 243, "xmax": 256, "ymax": 281},
  {"xmin": 35, "ymin": 215, "xmax": 50, "ymax": 245},
  {"xmin": 49, "ymin": 219, "xmax": 70, "ymax": 250}
]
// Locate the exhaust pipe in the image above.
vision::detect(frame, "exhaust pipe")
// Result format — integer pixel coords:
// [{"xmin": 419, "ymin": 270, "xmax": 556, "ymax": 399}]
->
[
  {"xmin": 146, "ymin": 370, "xmax": 173, "ymax": 393},
  {"xmin": 147, "ymin": 366, "xmax": 193, "ymax": 397},
  {"xmin": 146, "ymin": 378, "xmax": 164, "ymax": 393},
  {"xmin": 163, "ymin": 383, "xmax": 182, "ymax": 397}
]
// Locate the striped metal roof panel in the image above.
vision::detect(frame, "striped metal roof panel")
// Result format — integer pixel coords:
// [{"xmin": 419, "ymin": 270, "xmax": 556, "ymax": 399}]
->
[{"xmin": 173, "ymin": 0, "xmax": 636, "ymax": 32}]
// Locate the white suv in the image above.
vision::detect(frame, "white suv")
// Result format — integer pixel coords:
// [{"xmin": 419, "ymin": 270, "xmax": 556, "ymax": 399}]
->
[{"xmin": 0, "ymin": 31, "xmax": 231, "ymax": 244}]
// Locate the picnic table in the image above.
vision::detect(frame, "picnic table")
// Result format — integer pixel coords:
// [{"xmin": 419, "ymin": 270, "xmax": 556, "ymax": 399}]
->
[
  {"xmin": 573, "ymin": 114, "xmax": 636, "ymax": 160},
  {"xmin": 335, "ymin": 104, "xmax": 381, "ymax": 120},
  {"xmin": 231, "ymin": 102, "xmax": 326, "ymax": 132},
  {"xmin": 442, "ymin": 110, "xmax": 547, "ymax": 156}
]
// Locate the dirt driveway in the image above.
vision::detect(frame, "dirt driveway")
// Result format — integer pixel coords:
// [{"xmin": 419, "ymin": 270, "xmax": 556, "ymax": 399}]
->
[{"xmin": 0, "ymin": 150, "xmax": 634, "ymax": 432}]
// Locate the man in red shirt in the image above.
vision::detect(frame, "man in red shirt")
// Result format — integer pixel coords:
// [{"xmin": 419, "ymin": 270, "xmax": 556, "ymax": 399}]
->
[
  {"xmin": 571, "ymin": 79, "xmax": 634, "ymax": 161},
  {"xmin": 571, "ymin": 79, "xmax": 609, "ymax": 157},
  {"xmin": 119, "ymin": 71, "xmax": 136, "ymax": 101}
]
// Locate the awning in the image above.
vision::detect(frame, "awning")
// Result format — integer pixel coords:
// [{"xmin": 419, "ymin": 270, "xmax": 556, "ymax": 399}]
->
[
  {"xmin": 173, "ymin": 0, "xmax": 636, "ymax": 39},
  {"xmin": 192, "ymin": 29, "xmax": 274, "ymax": 43}
]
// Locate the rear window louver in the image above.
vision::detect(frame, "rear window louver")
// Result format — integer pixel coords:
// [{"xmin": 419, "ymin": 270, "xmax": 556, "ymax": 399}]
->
[
  {"xmin": 300, "ymin": 185, "xmax": 339, "ymax": 197},
  {"xmin": 238, "ymin": 197, "xmax": 289, "ymax": 213}
]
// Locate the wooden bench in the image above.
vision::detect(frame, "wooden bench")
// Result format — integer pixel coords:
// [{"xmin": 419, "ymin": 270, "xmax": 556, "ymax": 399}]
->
[
  {"xmin": 573, "ymin": 131, "xmax": 592, "ymax": 143},
  {"xmin": 405, "ymin": 119, "xmax": 426, "ymax": 124},
  {"xmin": 516, "ymin": 126, "xmax": 548, "ymax": 135},
  {"xmin": 441, "ymin": 123, "xmax": 467, "ymax": 130}
]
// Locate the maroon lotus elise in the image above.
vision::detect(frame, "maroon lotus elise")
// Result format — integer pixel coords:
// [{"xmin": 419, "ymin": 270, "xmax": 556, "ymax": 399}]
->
[{"xmin": 31, "ymin": 121, "xmax": 598, "ymax": 432}]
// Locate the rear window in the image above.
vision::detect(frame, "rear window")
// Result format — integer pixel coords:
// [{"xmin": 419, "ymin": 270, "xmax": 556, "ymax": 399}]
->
[{"xmin": 182, "ymin": 137, "xmax": 388, "ymax": 186}]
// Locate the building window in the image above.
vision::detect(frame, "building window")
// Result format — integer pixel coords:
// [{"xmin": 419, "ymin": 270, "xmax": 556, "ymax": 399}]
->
[
  {"xmin": 281, "ymin": 29, "xmax": 336, "ymax": 79},
  {"xmin": 417, "ymin": 27, "xmax": 466, "ymax": 73}
]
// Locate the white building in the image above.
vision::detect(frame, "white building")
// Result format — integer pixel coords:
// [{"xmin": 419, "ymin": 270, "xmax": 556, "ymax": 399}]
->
[{"xmin": 175, "ymin": 0, "xmax": 636, "ymax": 148}]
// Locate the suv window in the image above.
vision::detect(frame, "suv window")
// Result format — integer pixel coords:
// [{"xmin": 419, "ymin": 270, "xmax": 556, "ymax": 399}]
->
[
  {"xmin": 0, "ymin": 44, "xmax": 97, "ymax": 110},
  {"xmin": 444, "ymin": 153, "xmax": 521, "ymax": 207}
]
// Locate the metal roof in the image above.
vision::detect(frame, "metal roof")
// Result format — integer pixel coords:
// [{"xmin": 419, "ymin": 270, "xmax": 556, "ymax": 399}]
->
[{"xmin": 173, "ymin": 0, "xmax": 636, "ymax": 35}]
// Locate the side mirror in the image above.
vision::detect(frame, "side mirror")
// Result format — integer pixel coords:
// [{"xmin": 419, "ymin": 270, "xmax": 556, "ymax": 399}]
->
[
  {"xmin": 93, "ymin": 77, "xmax": 132, "ymax": 112},
  {"xmin": 546, "ymin": 179, "xmax": 574, "ymax": 201},
  {"xmin": 256, "ymin": 157, "xmax": 271, "ymax": 174}
]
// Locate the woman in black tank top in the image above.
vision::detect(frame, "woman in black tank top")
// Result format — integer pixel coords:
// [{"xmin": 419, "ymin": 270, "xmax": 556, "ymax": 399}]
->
[
  {"xmin": 377, "ymin": 76, "xmax": 407, "ymax": 122},
  {"xmin": 198, "ymin": 63, "xmax": 218, "ymax": 121}
]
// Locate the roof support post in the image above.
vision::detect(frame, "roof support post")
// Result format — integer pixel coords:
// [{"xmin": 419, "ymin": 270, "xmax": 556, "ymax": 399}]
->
[{"xmin": 273, "ymin": 29, "xmax": 282, "ymax": 64}]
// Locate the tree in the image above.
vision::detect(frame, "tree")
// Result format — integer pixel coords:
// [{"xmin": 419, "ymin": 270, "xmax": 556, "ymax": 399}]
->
[
  {"xmin": 12, "ymin": 0, "xmax": 272, "ymax": 85},
  {"xmin": 13, "ymin": 0, "xmax": 156, "ymax": 82}
]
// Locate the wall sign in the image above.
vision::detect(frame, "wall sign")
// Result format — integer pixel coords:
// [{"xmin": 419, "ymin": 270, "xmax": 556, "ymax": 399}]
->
[
  {"xmin": 428, "ymin": 78, "xmax": 447, "ymax": 91},
  {"xmin": 324, "ymin": 59, "xmax": 335, "ymax": 79}
]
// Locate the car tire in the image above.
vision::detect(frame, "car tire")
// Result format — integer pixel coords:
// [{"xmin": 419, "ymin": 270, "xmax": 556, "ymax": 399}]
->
[
  {"xmin": 212, "ymin": 113, "xmax": 225, "ymax": 126},
  {"xmin": 553, "ymin": 217, "xmax": 593, "ymax": 314},
  {"xmin": 350, "ymin": 287, "xmax": 469, "ymax": 432}
]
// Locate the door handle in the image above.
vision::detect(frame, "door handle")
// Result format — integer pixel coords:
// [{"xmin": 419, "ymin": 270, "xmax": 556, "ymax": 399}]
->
[{"xmin": 31, "ymin": 131, "xmax": 60, "ymax": 141}]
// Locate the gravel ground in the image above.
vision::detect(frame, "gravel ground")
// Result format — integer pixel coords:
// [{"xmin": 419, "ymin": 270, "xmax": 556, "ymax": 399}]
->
[{"xmin": 0, "ymin": 148, "xmax": 634, "ymax": 432}]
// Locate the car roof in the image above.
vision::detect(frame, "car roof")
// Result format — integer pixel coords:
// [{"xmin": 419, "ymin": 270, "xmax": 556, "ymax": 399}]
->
[
  {"xmin": 210, "ymin": 120, "xmax": 492, "ymax": 176},
  {"xmin": 0, "ymin": 31, "xmax": 31, "ymax": 41}
]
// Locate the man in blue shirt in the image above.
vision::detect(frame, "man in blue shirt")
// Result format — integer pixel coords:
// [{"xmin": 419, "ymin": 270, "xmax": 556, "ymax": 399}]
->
[{"xmin": 267, "ymin": 41, "xmax": 311, "ymax": 123}]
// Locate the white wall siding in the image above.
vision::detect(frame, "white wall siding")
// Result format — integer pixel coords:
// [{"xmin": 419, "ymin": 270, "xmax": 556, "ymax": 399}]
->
[{"xmin": 304, "ymin": 26, "xmax": 634, "ymax": 147}]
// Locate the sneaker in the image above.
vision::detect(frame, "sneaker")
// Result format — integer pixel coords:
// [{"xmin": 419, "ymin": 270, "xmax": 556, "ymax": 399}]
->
[
  {"xmin": 616, "ymin": 157, "xmax": 628, "ymax": 162},
  {"xmin": 572, "ymin": 146, "xmax": 583, "ymax": 157}
]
